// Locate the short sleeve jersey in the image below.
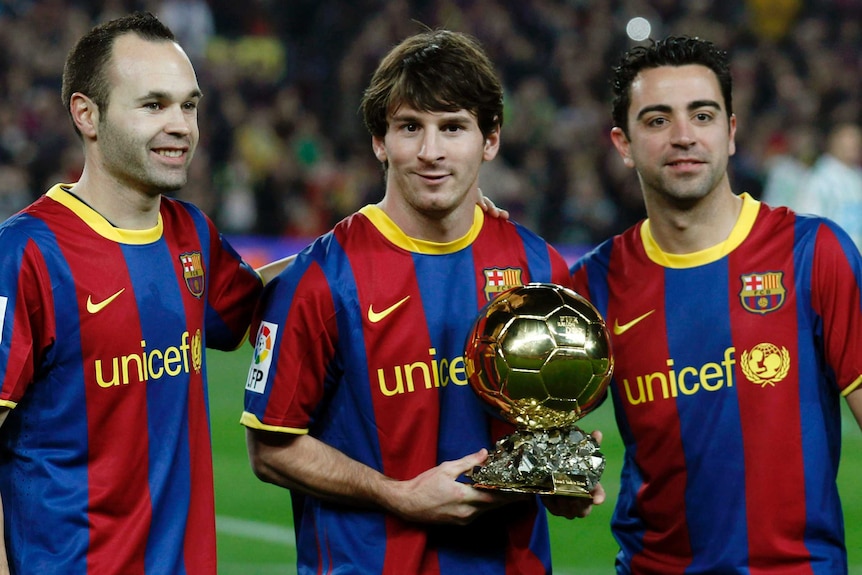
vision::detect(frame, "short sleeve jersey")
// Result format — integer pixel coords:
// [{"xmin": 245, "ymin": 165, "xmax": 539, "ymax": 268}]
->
[
  {"xmin": 571, "ymin": 193, "xmax": 862, "ymax": 575},
  {"xmin": 242, "ymin": 205, "xmax": 573, "ymax": 575},
  {"xmin": 0, "ymin": 185, "xmax": 262, "ymax": 575}
]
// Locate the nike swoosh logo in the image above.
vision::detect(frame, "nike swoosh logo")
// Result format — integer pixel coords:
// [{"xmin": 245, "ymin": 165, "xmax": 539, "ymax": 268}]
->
[
  {"xmin": 613, "ymin": 309, "xmax": 655, "ymax": 335},
  {"xmin": 368, "ymin": 296, "xmax": 411, "ymax": 323},
  {"xmin": 86, "ymin": 289, "xmax": 126, "ymax": 314}
]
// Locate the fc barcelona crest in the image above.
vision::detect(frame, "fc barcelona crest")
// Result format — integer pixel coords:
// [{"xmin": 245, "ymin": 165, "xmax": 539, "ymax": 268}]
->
[
  {"xmin": 483, "ymin": 267, "xmax": 523, "ymax": 301},
  {"xmin": 179, "ymin": 252, "xmax": 205, "ymax": 299},
  {"xmin": 739, "ymin": 272, "xmax": 785, "ymax": 314}
]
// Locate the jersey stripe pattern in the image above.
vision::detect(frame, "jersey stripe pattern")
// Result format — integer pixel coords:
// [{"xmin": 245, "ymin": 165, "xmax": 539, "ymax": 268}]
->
[
  {"xmin": 242, "ymin": 205, "xmax": 572, "ymax": 575},
  {"xmin": 0, "ymin": 185, "xmax": 262, "ymax": 575},
  {"xmin": 571, "ymin": 194, "xmax": 862, "ymax": 575}
]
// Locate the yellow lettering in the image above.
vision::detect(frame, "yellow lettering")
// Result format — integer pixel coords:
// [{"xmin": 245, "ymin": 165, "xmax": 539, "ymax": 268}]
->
[
  {"xmin": 622, "ymin": 377, "xmax": 647, "ymax": 405},
  {"xmin": 374, "ymin": 350, "xmax": 471, "ymax": 397},
  {"xmin": 623, "ymin": 347, "xmax": 738, "ymax": 405},
  {"xmin": 93, "ymin": 332, "xmax": 193, "ymax": 388},
  {"xmin": 123, "ymin": 353, "xmax": 144, "ymax": 384},
  {"xmin": 428, "ymin": 348, "xmax": 440, "ymax": 389},
  {"xmin": 722, "ymin": 347, "xmax": 736, "ymax": 387},
  {"xmin": 95, "ymin": 358, "xmax": 119, "ymax": 388},
  {"xmin": 378, "ymin": 367, "xmax": 404, "ymax": 397},
  {"xmin": 449, "ymin": 356, "xmax": 467, "ymax": 386},
  {"xmin": 163, "ymin": 346, "xmax": 182, "ymax": 376},
  {"xmin": 677, "ymin": 366, "xmax": 699, "ymax": 395},
  {"xmin": 148, "ymin": 348, "xmax": 164, "ymax": 380},
  {"xmin": 666, "ymin": 359, "xmax": 679, "ymax": 398},
  {"xmin": 405, "ymin": 361, "xmax": 430, "ymax": 392},
  {"xmin": 700, "ymin": 362, "xmax": 723, "ymax": 391},
  {"xmin": 439, "ymin": 357, "xmax": 449, "ymax": 387}
]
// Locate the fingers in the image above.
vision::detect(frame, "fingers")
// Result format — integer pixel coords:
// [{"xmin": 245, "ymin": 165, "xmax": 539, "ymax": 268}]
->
[
  {"xmin": 448, "ymin": 448, "xmax": 488, "ymax": 477},
  {"xmin": 590, "ymin": 481, "xmax": 606, "ymax": 506},
  {"xmin": 541, "ymin": 480, "xmax": 606, "ymax": 519},
  {"xmin": 477, "ymin": 190, "xmax": 510, "ymax": 220}
]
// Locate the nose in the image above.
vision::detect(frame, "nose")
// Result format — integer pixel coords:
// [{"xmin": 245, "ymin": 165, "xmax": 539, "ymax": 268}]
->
[
  {"xmin": 164, "ymin": 104, "xmax": 194, "ymax": 136},
  {"xmin": 670, "ymin": 120, "xmax": 695, "ymax": 148},
  {"xmin": 417, "ymin": 129, "xmax": 443, "ymax": 162}
]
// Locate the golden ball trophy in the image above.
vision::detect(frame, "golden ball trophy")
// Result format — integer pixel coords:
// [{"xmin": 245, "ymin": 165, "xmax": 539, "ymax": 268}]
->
[{"xmin": 464, "ymin": 283, "xmax": 613, "ymax": 497}]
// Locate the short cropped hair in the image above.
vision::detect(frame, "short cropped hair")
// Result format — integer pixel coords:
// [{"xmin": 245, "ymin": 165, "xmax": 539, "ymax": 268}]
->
[
  {"xmin": 610, "ymin": 36, "xmax": 733, "ymax": 137},
  {"xmin": 61, "ymin": 12, "xmax": 176, "ymax": 137}
]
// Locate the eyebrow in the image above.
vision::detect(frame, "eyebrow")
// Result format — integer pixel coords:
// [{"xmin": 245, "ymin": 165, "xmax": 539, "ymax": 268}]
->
[
  {"xmin": 636, "ymin": 99, "xmax": 722, "ymax": 121},
  {"xmin": 139, "ymin": 89, "xmax": 203, "ymax": 102},
  {"xmin": 390, "ymin": 110, "xmax": 471, "ymax": 123}
]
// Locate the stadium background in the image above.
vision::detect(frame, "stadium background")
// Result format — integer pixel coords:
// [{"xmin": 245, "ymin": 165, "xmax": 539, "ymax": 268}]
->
[{"xmin": 1, "ymin": 0, "xmax": 860, "ymax": 572}]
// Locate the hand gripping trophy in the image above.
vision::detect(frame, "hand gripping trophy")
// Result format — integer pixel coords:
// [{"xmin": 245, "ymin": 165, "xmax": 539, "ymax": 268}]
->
[{"xmin": 464, "ymin": 283, "xmax": 613, "ymax": 497}]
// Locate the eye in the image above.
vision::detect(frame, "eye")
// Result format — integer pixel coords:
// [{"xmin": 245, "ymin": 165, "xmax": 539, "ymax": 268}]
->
[
  {"xmin": 647, "ymin": 116, "xmax": 668, "ymax": 128},
  {"xmin": 182, "ymin": 101, "xmax": 198, "ymax": 112},
  {"xmin": 144, "ymin": 102, "xmax": 163, "ymax": 111}
]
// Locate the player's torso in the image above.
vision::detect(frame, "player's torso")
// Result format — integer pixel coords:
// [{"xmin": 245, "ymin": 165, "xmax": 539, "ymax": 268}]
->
[
  {"xmin": 322, "ymin": 211, "xmax": 563, "ymax": 476},
  {"xmin": 0, "ymin": 193, "xmax": 218, "ymax": 575},
  {"xmin": 584, "ymin": 205, "xmax": 848, "ymax": 573}
]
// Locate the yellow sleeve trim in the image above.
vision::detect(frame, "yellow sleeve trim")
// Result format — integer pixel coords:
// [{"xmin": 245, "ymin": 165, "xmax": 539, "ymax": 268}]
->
[
  {"xmin": 239, "ymin": 411, "xmax": 309, "ymax": 435},
  {"xmin": 0, "ymin": 400, "xmax": 17, "ymax": 410},
  {"xmin": 841, "ymin": 375, "xmax": 862, "ymax": 397}
]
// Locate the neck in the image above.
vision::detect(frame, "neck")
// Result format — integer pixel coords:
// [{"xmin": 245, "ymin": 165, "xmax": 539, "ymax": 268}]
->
[
  {"xmin": 71, "ymin": 168, "xmax": 163, "ymax": 230},
  {"xmin": 645, "ymin": 185, "xmax": 742, "ymax": 255}
]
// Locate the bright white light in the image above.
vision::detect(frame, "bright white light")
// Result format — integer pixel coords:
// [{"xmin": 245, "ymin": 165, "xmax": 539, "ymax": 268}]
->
[{"xmin": 626, "ymin": 17, "xmax": 651, "ymax": 41}]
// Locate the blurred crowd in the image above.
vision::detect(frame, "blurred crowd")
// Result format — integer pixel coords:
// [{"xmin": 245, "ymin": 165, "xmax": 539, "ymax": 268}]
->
[{"xmin": 0, "ymin": 0, "xmax": 860, "ymax": 248}]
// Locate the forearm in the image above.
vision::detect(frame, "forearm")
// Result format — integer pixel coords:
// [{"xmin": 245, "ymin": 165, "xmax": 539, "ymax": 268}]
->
[
  {"xmin": 245, "ymin": 428, "xmax": 506, "ymax": 525},
  {"xmin": 847, "ymin": 387, "xmax": 862, "ymax": 431},
  {"xmin": 246, "ymin": 429, "xmax": 398, "ymax": 511}
]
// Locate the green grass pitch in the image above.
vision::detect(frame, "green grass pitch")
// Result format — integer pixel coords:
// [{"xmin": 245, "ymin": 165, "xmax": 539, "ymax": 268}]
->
[{"xmin": 207, "ymin": 348, "xmax": 862, "ymax": 574}]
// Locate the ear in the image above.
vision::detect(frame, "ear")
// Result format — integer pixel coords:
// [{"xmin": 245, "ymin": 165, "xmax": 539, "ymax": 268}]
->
[
  {"xmin": 482, "ymin": 128, "xmax": 500, "ymax": 161},
  {"xmin": 371, "ymin": 135, "xmax": 386, "ymax": 164},
  {"xmin": 610, "ymin": 127, "xmax": 635, "ymax": 168},
  {"xmin": 70, "ymin": 92, "xmax": 99, "ymax": 139},
  {"xmin": 727, "ymin": 113, "xmax": 737, "ymax": 157}
]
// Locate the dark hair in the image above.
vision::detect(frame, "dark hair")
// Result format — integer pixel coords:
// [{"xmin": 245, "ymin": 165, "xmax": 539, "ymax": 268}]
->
[
  {"xmin": 360, "ymin": 29, "xmax": 504, "ymax": 140},
  {"xmin": 611, "ymin": 36, "xmax": 733, "ymax": 137},
  {"xmin": 61, "ymin": 12, "xmax": 176, "ymax": 137}
]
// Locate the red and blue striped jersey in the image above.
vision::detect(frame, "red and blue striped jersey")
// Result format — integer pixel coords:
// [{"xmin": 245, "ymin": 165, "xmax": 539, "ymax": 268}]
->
[
  {"xmin": 0, "ymin": 185, "xmax": 262, "ymax": 575},
  {"xmin": 571, "ymin": 193, "xmax": 862, "ymax": 575},
  {"xmin": 242, "ymin": 205, "xmax": 573, "ymax": 575}
]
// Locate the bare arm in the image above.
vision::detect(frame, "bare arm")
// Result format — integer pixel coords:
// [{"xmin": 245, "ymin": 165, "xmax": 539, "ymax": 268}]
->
[
  {"xmin": 0, "ymin": 408, "xmax": 10, "ymax": 575},
  {"xmin": 847, "ymin": 387, "xmax": 862, "ymax": 431},
  {"xmin": 246, "ymin": 428, "xmax": 521, "ymax": 525},
  {"xmin": 255, "ymin": 254, "xmax": 296, "ymax": 285}
]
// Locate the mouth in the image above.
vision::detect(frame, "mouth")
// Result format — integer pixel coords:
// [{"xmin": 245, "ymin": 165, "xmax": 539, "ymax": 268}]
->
[
  {"xmin": 156, "ymin": 149, "xmax": 184, "ymax": 158},
  {"xmin": 152, "ymin": 147, "xmax": 188, "ymax": 166},
  {"xmin": 666, "ymin": 158, "xmax": 703, "ymax": 167},
  {"xmin": 665, "ymin": 158, "xmax": 706, "ymax": 174},
  {"xmin": 415, "ymin": 172, "xmax": 450, "ymax": 184}
]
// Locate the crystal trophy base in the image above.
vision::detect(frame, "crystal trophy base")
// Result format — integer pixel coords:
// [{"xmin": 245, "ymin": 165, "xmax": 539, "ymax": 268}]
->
[{"xmin": 469, "ymin": 426, "xmax": 604, "ymax": 498}]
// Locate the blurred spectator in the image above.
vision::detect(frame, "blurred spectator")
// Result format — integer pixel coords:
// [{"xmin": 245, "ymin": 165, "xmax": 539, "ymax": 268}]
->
[
  {"xmin": 0, "ymin": 165, "xmax": 30, "ymax": 220},
  {"xmin": 0, "ymin": 0, "xmax": 860, "ymax": 249},
  {"xmin": 760, "ymin": 124, "xmax": 818, "ymax": 209},
  {"xmin": 795, "ymin": 122, "xmax": 862, "ymax": 248},
  {"xmin": 154, "ymin": 0, "xmax": 215, "ymax": 63}
]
